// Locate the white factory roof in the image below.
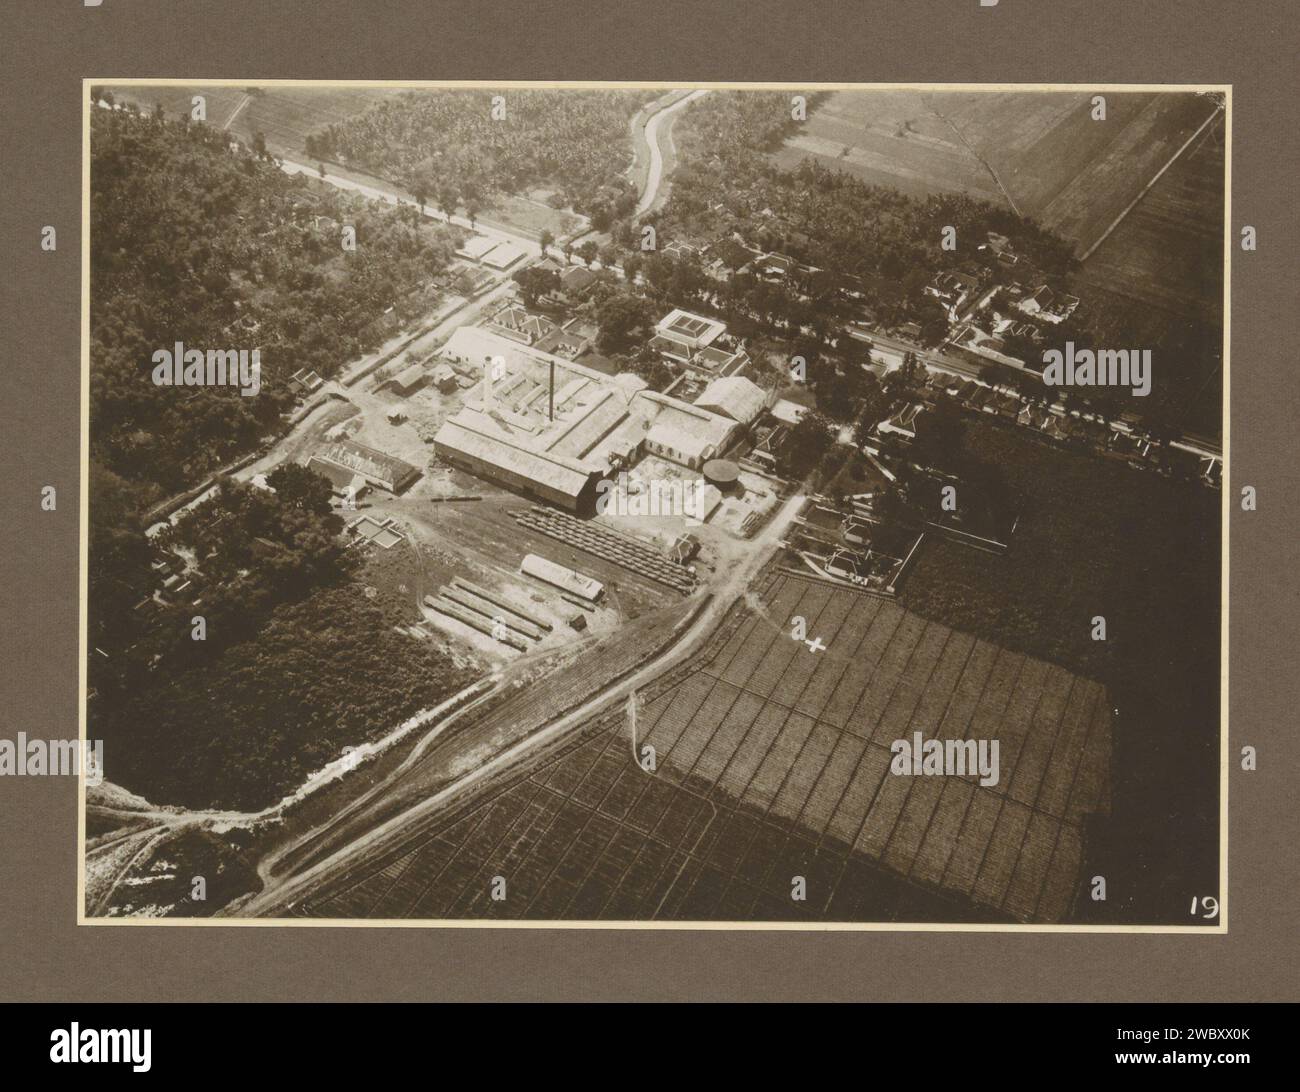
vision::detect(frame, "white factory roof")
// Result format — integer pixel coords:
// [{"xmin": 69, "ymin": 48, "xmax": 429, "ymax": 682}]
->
[
  {"xmin": 634, "ymin": 390, "xmax": 736, "ymax": 462},
  {"xmin": 656, "ymin": 308, "xmax": 726, "ymax": 348},
  {"xmin": 455, "ymin": 234, "xmax": 499, "ymax": 261},
  {"xmin": 521, "ymin": 554, "xmax": 604, "ymax": 600},
  {"xmin": 482, "ymin": 242, "xmax": 526, "ymax": 270},
  {"xmin": 433, "ymin": 418, "xmax": 595, "ymax": 500},
  {"xmin": 694, "ymin": 375, "xmax": 767, "ymax": 424}
]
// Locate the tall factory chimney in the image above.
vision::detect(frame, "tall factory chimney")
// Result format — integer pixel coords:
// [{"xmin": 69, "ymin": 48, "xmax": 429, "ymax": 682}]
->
[
  {"xmin": 549, "ymin": 360, "xmax": 555, "ymax": 422},
  {"xmin": 483, "ymin": 354, "xmax": 496, "ymax": 409}
]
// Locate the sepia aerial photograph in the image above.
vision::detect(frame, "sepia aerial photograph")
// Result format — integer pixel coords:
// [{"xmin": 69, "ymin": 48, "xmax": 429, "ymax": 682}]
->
[{"xmin": 82, "ymin": 82, "xmax": 1226, "ymax": 928}]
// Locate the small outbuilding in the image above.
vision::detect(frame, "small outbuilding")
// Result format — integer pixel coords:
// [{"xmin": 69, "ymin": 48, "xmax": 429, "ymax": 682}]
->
[{"xmin": 388, "ymin": 363, "xmax": 427, "ymax": 396}]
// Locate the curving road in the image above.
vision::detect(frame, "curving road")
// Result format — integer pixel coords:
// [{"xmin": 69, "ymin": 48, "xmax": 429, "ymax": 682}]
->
[{"xmin": 636, "ymin": 89, "xmax": 709, "ymax": 216}]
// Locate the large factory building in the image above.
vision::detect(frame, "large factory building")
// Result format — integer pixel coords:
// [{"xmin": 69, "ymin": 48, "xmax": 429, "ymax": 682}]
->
[{"xmin": 433, "ymin": 327, "xmax": 745, "ymax": 514}]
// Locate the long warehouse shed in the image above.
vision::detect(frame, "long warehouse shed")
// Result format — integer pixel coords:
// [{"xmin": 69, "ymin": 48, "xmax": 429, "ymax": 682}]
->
[{"xmin": 520, "ymin": 553, "xmax": 604, "ymax": 602}]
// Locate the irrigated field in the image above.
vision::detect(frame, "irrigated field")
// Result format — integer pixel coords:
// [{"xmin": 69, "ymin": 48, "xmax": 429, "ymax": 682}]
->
[
  {"xmin": 771, "ymin": 89, "xmax": 1220, "ymax": 255},
  {"xmin": 302, "ymin": 571, "xmax": 1111, "ymax": 923}
]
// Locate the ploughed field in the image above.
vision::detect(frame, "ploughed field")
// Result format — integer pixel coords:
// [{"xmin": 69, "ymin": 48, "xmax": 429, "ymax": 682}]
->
[
  {"xmin": 1075, "ymin": 112, "xmax": 1225, "ymax": 320},
  {"xmin": 771, "ymin": 89, "xmax": 1220, "ymax": 255},
  {"xmin": 302, "ymin": 571, "xmax": 1111, "ymax": 923},
  {"xmin": 104, "ymin": 86, "xmax": 403, "ymax": 158}
]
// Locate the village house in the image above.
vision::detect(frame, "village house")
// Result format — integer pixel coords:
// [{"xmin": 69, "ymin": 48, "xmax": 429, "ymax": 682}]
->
[{"xmin": 1017, "ymin": 285, "xmax": 1081, "ymax": 324}]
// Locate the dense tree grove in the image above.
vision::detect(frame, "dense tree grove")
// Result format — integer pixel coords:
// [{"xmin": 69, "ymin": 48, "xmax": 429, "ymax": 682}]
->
[
  {"xmin": 95, "ymin": 582, "xmax": 477, "ymax": 810},
  {"xmin": 89, "ymin": 475, "xmax": 476, "ymax": 811},
  {"xmin": 91, "ymin": 477, "xmax": 351, "ymax": 704},
  {"xmin": 595, "ymin": 292, "xmax": 654, "ymax": 354},
  {"xmin": 781, "ymin": 412, "xmax": 838, "ymax": 481},
  {"xmin": 304, "ymin": 89, "xmax": 646, "ymax": 221},
  {"xmin": 91, "ymin": 107, "xmax": 456, "ymax": 496}
]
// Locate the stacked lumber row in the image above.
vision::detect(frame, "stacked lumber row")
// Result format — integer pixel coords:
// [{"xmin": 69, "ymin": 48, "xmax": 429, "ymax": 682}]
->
[
  {"xmin": 510, "ymin": 507, "xmax": 695, "ymax": 594},
  {"xmin": 423, "ymin": 593, "xmax": 530, "ymax": 652},
  {"xmin": 441, "ymin": 587, "xmax": 545, "ymax": 640},
  {"xmin": 451, "ymin": 577, "xmax": 553, "ymax": 632}
]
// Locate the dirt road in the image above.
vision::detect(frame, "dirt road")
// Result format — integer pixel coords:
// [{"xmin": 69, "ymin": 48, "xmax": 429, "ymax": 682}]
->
[{"xmin": 636, "ymin": 89, "xmax": 708, "ymax": 216}]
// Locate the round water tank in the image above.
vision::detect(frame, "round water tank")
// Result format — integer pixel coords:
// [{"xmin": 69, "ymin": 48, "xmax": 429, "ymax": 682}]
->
[{"xmin": 703, "ymin": 458, "xmax": 740, "ymax": 490}]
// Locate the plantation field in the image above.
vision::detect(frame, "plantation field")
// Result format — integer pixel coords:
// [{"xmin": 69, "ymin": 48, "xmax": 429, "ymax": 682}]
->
[
  {"xmin": 103, "ymin": 86, "xmax": 403, "ymax": 155},
  {"xmin": 304, "ymin": 571, "xmax": 1111, "ymax": 923},
  {"xmin": 771, "ymin": 89, "xmax": 1220, "ymax": 255},
  {"xmin": 901, "ymin": 417, "xmax": 1221, "ymax": 923},
  {"xmin": 1076, "ymin": 113, "xmax": 1225, "ymax": 319}
]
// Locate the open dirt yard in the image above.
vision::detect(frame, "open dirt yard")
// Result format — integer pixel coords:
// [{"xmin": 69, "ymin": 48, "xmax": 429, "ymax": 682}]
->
[
  {"xmin": 300, "ymin": 570, "xmax": 1111, "ymax": 923},
  {"xmin": 365, "ymin": 490, "xmax": 681, "ymax": 624}
]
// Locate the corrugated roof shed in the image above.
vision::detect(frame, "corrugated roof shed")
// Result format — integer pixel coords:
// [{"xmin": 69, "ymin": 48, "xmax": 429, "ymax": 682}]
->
[
  {"xmin": 694, "ymin": 375, "xmax": 767, "ymax": 424},
  {"xmin": 317, "ymin": 439, "xmax": 420, "ymax": 491},
  {"xmin": 546, "ymin": 390, "xmax": 629, "ymax": 461},
  {"xmin": 433, "ymin": 418, "xmax": 594, "ymax": 503},
  {"xmin": 389, "ymin": 363, "xmax": 427, "ymax": 392},
  {"xmin": 632, "ymin": 392, "xmax": 736, "ymax": 466},
  {"xmin": 521, "ymin": 553, "xmax": 604, "ymax": 600}
]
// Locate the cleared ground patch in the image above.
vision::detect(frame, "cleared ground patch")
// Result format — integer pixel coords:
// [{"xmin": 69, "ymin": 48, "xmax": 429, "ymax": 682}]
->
[{"xmin": 302, "ymin": 570, "xmax": 1111, "ymax": 923}]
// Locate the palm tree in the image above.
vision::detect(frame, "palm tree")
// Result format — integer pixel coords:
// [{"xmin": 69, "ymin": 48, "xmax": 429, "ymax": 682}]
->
[{"xmin": 438, "ymin": 187, "xmax": 458, "ymax": 221}]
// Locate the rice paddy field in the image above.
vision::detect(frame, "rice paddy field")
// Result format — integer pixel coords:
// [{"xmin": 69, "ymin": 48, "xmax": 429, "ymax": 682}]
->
[
  {"xmin": 302, "ymin": 570, "xmax": 1112, "ymax": 923},
  {"xmin": 1073, "ymin": 111, "xmax": 1226, "ymax": 331},
  {"xmin": 1072, "ymin": 113, "xmax": 1226, "ymax": 437}
]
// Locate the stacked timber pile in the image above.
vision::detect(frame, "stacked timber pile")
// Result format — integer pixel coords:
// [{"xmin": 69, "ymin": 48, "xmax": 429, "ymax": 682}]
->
[
  {"xmin": 451, "ymin": 577, "xmax": 553, "ymax": 632},
  {"xmin": 510, "ymin": 507, "xmax": 695, "ymax": 594},
  {"xmin": 422, "ymin": 579, "xmax": 555, "ymax": 652}
]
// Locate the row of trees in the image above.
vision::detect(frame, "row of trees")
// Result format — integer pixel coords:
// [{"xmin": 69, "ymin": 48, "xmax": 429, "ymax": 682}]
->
[{"xmin": 304, "ymin": 89, "xmax": 645, "ymax": 220}]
